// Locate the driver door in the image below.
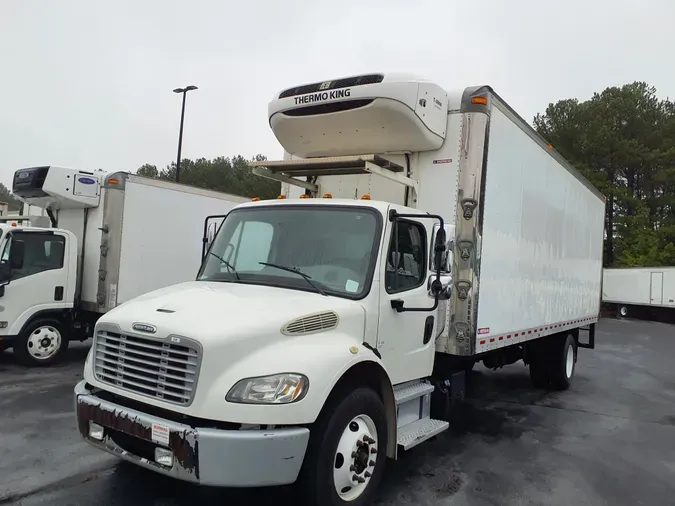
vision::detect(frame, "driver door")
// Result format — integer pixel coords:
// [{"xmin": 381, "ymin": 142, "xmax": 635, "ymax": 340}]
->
[
  {"xmin": 0, "ymin": 231, "xmax": 72, "ymax": 336},
  {"xmin": 376, "ymin": 205, "xmax": 437, "ymax": 385}
]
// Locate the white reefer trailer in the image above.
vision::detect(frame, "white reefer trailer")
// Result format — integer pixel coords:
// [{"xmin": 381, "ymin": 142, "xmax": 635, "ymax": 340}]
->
[
  {"xmin": 602, "ymin": 267, "xmax": 675, "ymax": 318},
  {"xmin": 75, "ymin": 74, "xmax": 605, "ymax": 505},
  {"xmin": 0, "ymin": 166, "xmax": 247, "ymax": 365}
]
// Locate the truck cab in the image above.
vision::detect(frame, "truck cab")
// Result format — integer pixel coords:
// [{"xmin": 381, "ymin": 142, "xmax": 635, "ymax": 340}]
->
[{"xmin": 0, "ymin": 166, "xmax": 101, "ymax": 364}]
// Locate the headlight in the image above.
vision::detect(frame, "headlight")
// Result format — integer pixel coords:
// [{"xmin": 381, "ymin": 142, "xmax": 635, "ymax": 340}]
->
[{"xmin": 226, "ymin": 373, "xmax": 309, "ymax": 404}]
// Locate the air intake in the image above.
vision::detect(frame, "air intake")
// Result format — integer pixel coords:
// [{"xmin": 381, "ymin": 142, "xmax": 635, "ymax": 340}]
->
[{"xmin": 281, "ymin": 311, "xmax": 339, "ymax": 336}]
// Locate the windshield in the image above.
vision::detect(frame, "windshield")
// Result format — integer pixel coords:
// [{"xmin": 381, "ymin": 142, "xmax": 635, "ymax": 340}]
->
[{"xmin": 198, "ymin": 205, "xmax": 382, "ymax": 299}]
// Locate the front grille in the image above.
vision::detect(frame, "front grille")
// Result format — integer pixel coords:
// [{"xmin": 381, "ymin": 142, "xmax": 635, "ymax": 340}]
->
[
  {"xmin": 93, "ymin": 331, "xmax": 200, "ymax": 406},
  {"xmin": 278, "ymin": 74, "xmax": 384, "ymax": 99}
]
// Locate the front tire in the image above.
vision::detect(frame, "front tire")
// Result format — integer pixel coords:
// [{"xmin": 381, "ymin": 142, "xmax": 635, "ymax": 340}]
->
[
  {"xmin": 14, "ymin": 318, "xmax": 68, "ymax": 367},
  {"xmin": 299, "ymin": 387, "xmax": 388, "ymax": 506}
]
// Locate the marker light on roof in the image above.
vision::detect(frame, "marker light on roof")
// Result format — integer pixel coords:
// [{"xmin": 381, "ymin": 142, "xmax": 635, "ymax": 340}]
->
[
  {"xmin": 361, "ymin": 194, "xmax": 371, "ymax": 200},
  {"xmin": 251, "ymin": 197, "xmax": 261, "ymax": 202},
  {"xmin": 323, "ymin": 193, "xmax": 333, "ymax": 199},
  {"xmin": 277, "ymin": 195, "xmax": 287, "ymax": 199},
  {"xmin": 299, "ymin": 194, "xmax": 309, "ymax": 199}
]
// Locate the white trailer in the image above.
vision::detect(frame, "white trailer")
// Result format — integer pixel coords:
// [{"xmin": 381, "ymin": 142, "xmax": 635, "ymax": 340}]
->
[
  {"xmin": 74, "ymin": 74, "xmax": 605, "ymax": 505},
  {"xmin": 0, "ymin": 166, "xmax": 247, "ymax": 365},
  {"xmin": 602, "ymin": 267, "xmax": 675, "ymax": 318}
]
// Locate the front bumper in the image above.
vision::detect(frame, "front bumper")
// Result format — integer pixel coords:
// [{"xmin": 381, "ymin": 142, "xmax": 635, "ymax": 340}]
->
[{"xmin": 74, "ymin": 380, "xmax": 310, "ymax": 487}]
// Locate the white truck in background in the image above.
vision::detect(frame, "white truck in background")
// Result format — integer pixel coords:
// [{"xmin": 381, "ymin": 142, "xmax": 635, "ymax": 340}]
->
[
  {"xmin": 0, "ymin": 166, "xmax": 248, "ymax": 366},
  {"xmin": 75, "ymin": 73, "xmax": 605, "ymax": 505},
  {"xmin": 603, "ymin": 267, "xmax": 675, "ymax": 319}
]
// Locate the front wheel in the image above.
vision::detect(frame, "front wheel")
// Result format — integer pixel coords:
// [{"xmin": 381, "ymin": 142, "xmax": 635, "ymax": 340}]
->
[
  {"xmin": 14, "ymin": 318, "xmax": 69, "ymax": 366},
  {"xmin": 299, "ymin": 387, "xmax": 388, "ymax": 506}
]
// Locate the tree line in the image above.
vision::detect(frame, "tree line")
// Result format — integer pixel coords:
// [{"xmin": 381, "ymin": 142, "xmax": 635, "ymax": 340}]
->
[
  {"xmin": 534, "ymin": 82, "xmax": 675, "ymax": 267},
  {"xmin": 136, "ymin": 154, "xmax": 281, "ymax": 200},
  {"xmin": 31, "ymin": 79, "xmax": 662, "ymax": 269}
]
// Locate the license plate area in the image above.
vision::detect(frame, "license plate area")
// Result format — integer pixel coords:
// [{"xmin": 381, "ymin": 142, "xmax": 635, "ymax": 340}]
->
[{"xmin": 77, "ymin": 395, "xmax": 199, "ymax": 478}]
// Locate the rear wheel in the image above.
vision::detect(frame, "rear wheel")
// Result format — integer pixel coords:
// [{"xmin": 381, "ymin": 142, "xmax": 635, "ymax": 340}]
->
[
  {"xmin": 14, "ymin": 318, "xmax": 69, "ymax": 366},
  {"xmin": 299, "ymin": 387, "xmax": 387, "ymax": 506},
  {"xmin": 529, "ymin": 332, "xmax": 577, "ymax": 391}
]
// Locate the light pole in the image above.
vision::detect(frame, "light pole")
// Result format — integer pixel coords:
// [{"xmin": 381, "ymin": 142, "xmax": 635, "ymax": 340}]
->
[{"xmin": 173, "ymin": 85, "xmax": 198, "ymax": 183}]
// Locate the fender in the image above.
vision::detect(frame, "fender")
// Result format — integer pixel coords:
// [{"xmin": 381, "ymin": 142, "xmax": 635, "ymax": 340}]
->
[
  {"xmin": 5, "ymin": 307, "xmax": 73, "ymax": 338},
  {"xmin": 5, "ymin": 304, "xmax": 73, "ymax": 336}
]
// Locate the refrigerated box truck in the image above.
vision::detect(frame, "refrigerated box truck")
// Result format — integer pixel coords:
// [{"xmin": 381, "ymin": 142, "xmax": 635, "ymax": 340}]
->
[
  {"xmin": 602, "ymin": 267, "xmax": 675, "ymax": 318},
  {"xmin": 75, "ymin": 74, "xmax": 605, "ymax": 505},
  {"xmin": 0, "ymin": 166, "xmax": 248, "ymax": 365}
]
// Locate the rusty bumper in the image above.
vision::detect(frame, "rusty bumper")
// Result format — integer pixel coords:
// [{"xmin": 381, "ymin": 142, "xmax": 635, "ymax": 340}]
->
[{"xmin": 74, "ymin": 380, "xmax": 310, "ymax": 487}]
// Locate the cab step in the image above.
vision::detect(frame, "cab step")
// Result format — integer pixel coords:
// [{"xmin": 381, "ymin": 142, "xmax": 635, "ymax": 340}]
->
[
  {"xmin": 397, "ymin": 418, "xmax": 449, "ymax": 450},
  {"xmin": 394, "ymin": 380, "xmax": 435, "ymax": 405}
]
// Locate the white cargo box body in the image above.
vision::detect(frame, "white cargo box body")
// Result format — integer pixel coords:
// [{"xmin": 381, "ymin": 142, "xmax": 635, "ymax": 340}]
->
[
  {"xmin": 255, "ymin": 75, "xmax": 606, "ymax": 357},
  {"xmin": 602, "ymin": 267, "xmax": 675, "ymax": 308},
  {"xmin": 80, "ymin": 173, "xmax": 248, "ymax": 313},
  {"xmin": 471, "ymin": 96, "xmax": 605, "ymax": 354}
]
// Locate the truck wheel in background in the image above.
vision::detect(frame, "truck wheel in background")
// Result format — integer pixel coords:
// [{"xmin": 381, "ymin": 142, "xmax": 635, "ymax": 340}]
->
[
  {"xmin": 529, "ymin": 332, "xmax": 577, "ymax": 391},
  {"xmin": 13, "ymin": 318, "xmax": 69, "ymax": 367},
  {"xmin": 299, "ymin": 387, "xmax": 387, "ymax": 506}
]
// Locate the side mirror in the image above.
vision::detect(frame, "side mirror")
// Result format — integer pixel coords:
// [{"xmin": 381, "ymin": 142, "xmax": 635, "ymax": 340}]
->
[
  {"xmin": 428, "ymin": 273, "xmax": 452, "ymax": 300},
  {"xmin": 0, "ymin": 262, "xmax": 9, "ymax": 283},
  {"xmin": 430, "ymin": 223, "xmax": 455, "ymax": 273},
  {"xmin": 202, "ymin": 214, "xmax": 228, "ymax": 260},
  {"xmin": 10, "ymin": 240, "xmax": 25, "ymax": 270}
]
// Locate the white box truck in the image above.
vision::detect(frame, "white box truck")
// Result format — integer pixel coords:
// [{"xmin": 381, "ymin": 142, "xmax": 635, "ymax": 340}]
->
[
  {"xmin": 602, "ymin": 267, "xmax": 675, "ymax": 318},
  {"xmin": 74, "ymin": 74, "xmax": 605, "ymax": 505},
  {"xmin": 0, "ymin": 166, "xmax": 248, "ymax": 366}
]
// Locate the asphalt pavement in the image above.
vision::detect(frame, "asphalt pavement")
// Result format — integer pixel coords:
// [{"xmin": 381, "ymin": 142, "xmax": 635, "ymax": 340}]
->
[{"xmin": 1, "ymin": 318, "xmax": 674, "ymax": 505}]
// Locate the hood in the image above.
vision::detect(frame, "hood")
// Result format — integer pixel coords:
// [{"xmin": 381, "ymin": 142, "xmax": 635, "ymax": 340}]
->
[{"xmin": 98, "ymin": 280, "xmax": 365, "ymax": 344}]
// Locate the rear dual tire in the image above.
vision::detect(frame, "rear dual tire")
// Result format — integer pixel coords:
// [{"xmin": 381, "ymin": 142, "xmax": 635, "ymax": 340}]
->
[{"xmin": 529, "ymin": 332, "xmax": 577, "ymax": 391}]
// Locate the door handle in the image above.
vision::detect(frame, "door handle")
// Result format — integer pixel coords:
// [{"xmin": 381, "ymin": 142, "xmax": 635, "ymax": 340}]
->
[{"xmin": 423, "ymin": 315, "xmax": 435, "ymax": 344}]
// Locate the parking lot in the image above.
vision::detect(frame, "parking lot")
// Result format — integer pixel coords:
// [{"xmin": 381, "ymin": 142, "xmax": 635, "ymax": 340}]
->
[{"xmin": 1, "ymin": 317, "xmax": 674, "ymax": 505}]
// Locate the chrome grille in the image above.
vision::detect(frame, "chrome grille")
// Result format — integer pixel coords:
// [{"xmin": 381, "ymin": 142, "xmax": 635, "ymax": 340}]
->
[{"xmin": 93, "ymin": 330, "xmax": 200, "ymax": 406}]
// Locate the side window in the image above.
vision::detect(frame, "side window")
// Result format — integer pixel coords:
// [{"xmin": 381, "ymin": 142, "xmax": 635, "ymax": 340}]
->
[
  {"xmin": 1, "ymin": 235, "xmax": 11, "ymax": 263},
  {"xmin": 229, "ymin": 221, "xmax": 274, "ymax": 272},
  {"xmin": 385, "ymin": 221, "xmax": 427, "ymax": 293},
  {"xmin": 8, "ymin": 233, "xmax": 66, "ymax": 280}
]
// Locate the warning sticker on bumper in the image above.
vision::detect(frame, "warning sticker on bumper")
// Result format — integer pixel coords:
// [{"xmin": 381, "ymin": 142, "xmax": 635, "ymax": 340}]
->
[{"xmin": 152, "ymin": 423, "xmax": 170, "ymax": 446}]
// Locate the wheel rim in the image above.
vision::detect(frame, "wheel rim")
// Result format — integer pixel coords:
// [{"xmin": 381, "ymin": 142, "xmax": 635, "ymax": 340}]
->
[
  {"xmin": 620, "ymin": 306, "xmax": 627, "ymax": 317},
  {"xmin": 27, "ymin": 326, "xmax": 62, "ymax": 360},
  {"xmin": 333, "ymin": 414, "xmax": 378, "ymax": 502},
  {"xmin": 565, "ymin": 342, "xmax": 574, "ymax": 379}
]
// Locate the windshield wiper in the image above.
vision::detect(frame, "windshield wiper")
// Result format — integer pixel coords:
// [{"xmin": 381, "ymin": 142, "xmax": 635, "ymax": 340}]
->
[
  {"xmin": 209, "ymin": 252, "xmax": 240, "ymax": 280},
  {"xmin": 258, "ymin": 262, "xmax": 327, "ymax": 296}
]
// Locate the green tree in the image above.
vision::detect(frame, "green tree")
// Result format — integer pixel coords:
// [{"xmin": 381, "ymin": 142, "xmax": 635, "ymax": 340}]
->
[
  {"xmin": 136, "ymin": 154, "xmax": 280, "ymax": 200},
  {"xmin": 0, "ymin": 183, "xmax": 22, "ymax": 211},
  {"xmin": 137, "ymin": 164, "xmax": 159, "ymax": 178},
  {"xmin": 534, "ymin": 82, "xmax": 675, "ymax": 267}
]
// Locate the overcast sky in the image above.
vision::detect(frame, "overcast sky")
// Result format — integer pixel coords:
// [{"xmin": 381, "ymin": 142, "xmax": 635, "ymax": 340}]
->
[{"xmin": 1, "ymin": 0, "xmax": 673, "ymax": 189}]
